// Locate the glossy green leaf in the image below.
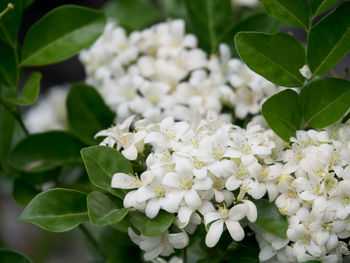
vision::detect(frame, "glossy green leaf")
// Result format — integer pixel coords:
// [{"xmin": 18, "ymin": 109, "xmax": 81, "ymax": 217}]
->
[
  {"xmin": 260, "ymin": 0, "xmax": 309, "ymax": 30},
  {"xmin": 232, "ymin": 13, "xmax": 281, "ymax": 36},
  {"xmin": 81, "ymin": 146, "xmax": 133, "ymax": 199},
  {"xmin": 19, "ymin": 188, "xmax": 89, "ymax": 232},
  {"xmin": 307, "ymin": 2, "xmax": 350, "ymax": 75},
  {"xmin": 299, "ymin": 78, "xmax": 350, "ymax": 128},
  {"xmin": 302, "ymin": 261, "xmax": 322, "ymax": 263},
  {"xmin": 8, "ymin": 132, "xmax": 85, "ymax": 173},
  {"xmin": 186, "ymin": 0, "xmax": 233, "ymax": 53},
  {"xmin": 66, "ymin": 84, "xmax": 114, "ymax": 145},
  {"xmin": 311, "ymin": 0, "xmax": 339, "ymax": 17},
  {"xmin": 262, "ymin": 89, "xmax": 301, "ymax": 141},
  {"xmin": 235, "ymin": 32, "xmax": 306, "ymax": 87},
  {"xmin": 87, "ymin": 191, "xmax": 129, "ymax": 226},
  {"xmin": 0, "ymin": 0, "xmax": 33, "ymax": 46},
  {"xmin": 0, "ymin": 39, "xmax": 17, "ymax": 87},
  {"xmin": 21, "ymin": 5, "xmax": 106, "ymax": 66},
  {"xmin": 253, "ymin": 199, "xmax": 288, "ymax": 238},
  {"xmin": 5, "ymin": 72, "xmax": 41, "ymax": 106},
  {"xmin": 12, "ymin": 178, "xmax": 40, "ymax": 206},
  {"xmin": 103, "ymin": 0, "xmax": 161, "ymax": 32},
  {"xmin": 128, "ymin": 211, "xmax": 174, "ymax": 236},
  {"xmin": 0, "ymin": 249, "xmax": 32, "ymax": 263}
]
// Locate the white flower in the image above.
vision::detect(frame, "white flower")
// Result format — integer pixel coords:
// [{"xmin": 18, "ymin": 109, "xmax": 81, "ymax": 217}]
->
[
  {"xmin": 299, "ymin": 65, "xmax": 312, "ymax": 80},
  {"xmin": 24, "ymin": 86, "xmax": 68, "ymax": 133},
  {"xmin": 204, "ymin": 204, "xmax": 249, "ymax": 247},
  {"xmin": 163, "ymin": 158, "xmax": 212, "ymax": 209},
  {"xmin": 145, "ymin": 117, "xmax": 189, "ymax": 149},
  {"xmin": 128, "ymin": 228, "xmax": 189, "ymax": 261}
]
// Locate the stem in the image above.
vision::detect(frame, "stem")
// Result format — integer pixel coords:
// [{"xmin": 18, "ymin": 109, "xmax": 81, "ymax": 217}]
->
[
  {"xmin": 183, "ymin": 247, "xmax": 187, "ymax": 263},
  {"xmin": 0, "ymin": 98, "xmax": 29, "ymax": 135},
  {"xmin": 79, "ymin": 224, "xmax": 106, "ymax": 261},
  {"xmin": 0, "ymin": 3, "xmax": 14, "ymax": 19}
]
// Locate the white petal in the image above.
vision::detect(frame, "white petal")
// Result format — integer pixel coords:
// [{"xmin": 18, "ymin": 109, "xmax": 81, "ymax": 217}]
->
[
  {"xmin": 205, "ymin": 220, "xmax": 224, "ymax": 247},
  {"xmin": 178, "ymin": 206, "xmax": 194, "ymax": 224},
  {"xmin": 193, "ymin": 177, "xmax": 213, "ymax": 190},
  {"xmin": 143, "ymin": 245, "xmax": 164, "ymax": 261},
  {"xmin": 145, "ymin": 198, "xmax": 161, "ymax": 219},
  {"xmin": 112, "ymin": 173, "xmax": 138, "ymax": 189},
  {"xmin": 184, "ymin": 189, "xmax": 202, "ymax": 209},
  {"xmin": 229, "ymin": 204, "xmax": 248, "ymax": 221},
  {"xmin": 259, "ymin": 244, "xmax": 275, "ymax": 261},
  {"xmin": 214, "ymin": 189, "xmax": 225, "ymax": 203},
  {"xmin": 168, "ymin": 232, "xmax": 189, "ymax": 249},
  {"xmin": 122, "ymin": 145, "xmax": 138, "ymax": 160},
  {"xmin": 225, "ymin": 176, "xmax": 241, "ymax": 191},
  {"xmin": 136, "ymin": 186, "xmax": 156, "ymax": 203},
  {"xmin": 225, "ymin": 220, "xmax": 245, "ymax": 241},
  {"xmin": 242, "ymin": 200, "xmax": 257, "ymax": 222},
  {"xmin": 161, "ymin": 190, "xmax": 184, "ymax": 212},
  {"xmin": 204, "ymin": 211, "xmax": 221, "ymax": 225},
  {"xmin": 163, "ymin": 172, "xmax": 182, "ymax": 188},
  {"xmin": 140, "ymin": 235, "xmax": 162, "ymax": 251},
  {"xmin": 123, "ymin": 191, "xmax": 137, "ymax": 208},
  {"xmin": 193, "ymin": 167, "xmax": 207, "ymax": 179},
  {"xmin": 128, "ymin": 227, "xmax": 140, "ymax": 245}
]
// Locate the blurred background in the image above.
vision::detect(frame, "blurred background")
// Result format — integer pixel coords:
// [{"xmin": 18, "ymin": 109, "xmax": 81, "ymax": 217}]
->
[{"xmin": 1, "ymin": 0, "xmax": 349, "ymax": 262}]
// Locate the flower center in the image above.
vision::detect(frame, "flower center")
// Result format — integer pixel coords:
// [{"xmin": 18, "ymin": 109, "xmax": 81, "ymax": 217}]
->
[
  {"xmin": 219, "ymin": 208, "xmax": 230, "ymax": 220},
  {"xmin": 180, "ymin": 178, "xmax": 193, "ymax": 189}
]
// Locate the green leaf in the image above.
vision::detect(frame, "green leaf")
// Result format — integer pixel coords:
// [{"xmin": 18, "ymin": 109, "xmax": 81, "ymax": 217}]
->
[
  {"xmin": 235, "ymin": 32, "xmax": 306, "ymax": 87},
  {"xmin": 103, "ymin": 0, "xmax": 161, "ymax": 32},
  {"xmin": 159, "ymin": 0, "xmax": 187, "ymax": 20},
  {"xmin": 21, "ymin": 5, "xmax": 106, "ymax": 66},
  {"xmin": 311, "ymin": 0, "xmax": 339, "ymax": 17},
  {"xmin": 0, "ymin": 103, "xmax": 15, "ymax": 160},
  {"xmin": 95, "ymin": 226, "xmax": 141, "ymax": 262},
  {"xmin": 5, "ymin": 72, "xmax": 41, "ymax": 106},
  {"xmin": 307, "ymin": 2, "xmax": 350, "ymax": 75},
  {"xmin": 232, "ymin": 13, "xmax": 282, "ymax": 36},
  {"xmin": 19, "ymin": 188, "xmax": 89, "ymax": 232},
  {"xmin": 299, "ymin": 78, "xmax": 350, "ymax": 128},
  {"xmin": 0, "ymin": 0, "xmax": 33, "ymax": 46},
  {"xmin": 259, "ymin": 0, "xmax": 309, "ymax": 30},
  {"xmin": 87, "ymin": 191, "xmax": 129, "ymax": 226},
  {"xmin": 66, "ymin": 84, "xmax": 114, "ymax": 145},
  {"xmin": 302, "ymin": 261, "xmax": 322, "ymax": 263},
  {"xmin": 0, "ymin": 39, "xmax": 17, "ymax": 87},
  {"xmin": 253, "ymin": 199, "xmax": 288, "ymax": 238},
  {"xmin": 185, "ymin": 0, "xmax": 233, "ymax": 53},
  {"xmin": 128, "ymin": 211, "xmax": 174, "ymax": 236},
  {"xmin": 8, "ymin": 131, "xmax": 85, "ymax": 173},
  {"xmin": 0, "ymin": 249, "xmax": 32, "ymax": 263},
  {"xmin": 81, "ymin": 146, "xmax": 133, "ymax": 199},
  {"xmin": 262, "ymin": 89, "xmax": 301, "ymax": 142},
  {"xmin": 12, "ymin": 178, "xmax": 40, "ymax": 206},
  {"xmin": 18, "ymin": 168, "xmax": 61, "ymax": 185}
]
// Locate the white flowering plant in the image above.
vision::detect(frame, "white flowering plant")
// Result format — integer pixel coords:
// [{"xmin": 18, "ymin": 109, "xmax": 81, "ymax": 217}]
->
[{"xmin": 0, "ymin": 0, "xmax": 350, "ymax": 263}]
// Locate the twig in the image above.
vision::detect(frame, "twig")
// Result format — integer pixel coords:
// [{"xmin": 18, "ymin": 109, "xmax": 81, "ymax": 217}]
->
[{"xmin": 0, "ymin": 97, "xmax": 29, "ymax": 135}]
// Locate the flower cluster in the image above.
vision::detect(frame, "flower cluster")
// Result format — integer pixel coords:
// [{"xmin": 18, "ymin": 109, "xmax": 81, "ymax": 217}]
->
[
  {"xmin": 254, "ymin": 126, "xmax": 350, "ymax": 263},
  {"xmin": 98, "ymin": 113, "xmax": 350, "ymax": 262},
  {"xmin": 79, "ymin": 19, "xmax": 280, "ymax": 126},
  {"xmin": 98, "ymin": 112, "xmax": 283, "ymax": 261}
]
